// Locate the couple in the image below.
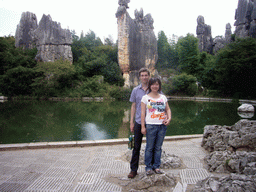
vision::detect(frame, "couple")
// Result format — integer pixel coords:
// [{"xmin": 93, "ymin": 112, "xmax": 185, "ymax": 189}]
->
[{"xmin": 128, "ymin": 68, "xmax": 172, "ymax": 178}]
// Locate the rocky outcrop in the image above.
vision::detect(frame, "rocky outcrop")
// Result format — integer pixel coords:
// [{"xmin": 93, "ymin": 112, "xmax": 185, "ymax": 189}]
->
[
  {"xmin": 15, "ymin": 12, "xmax": 38, "ymax": 49},
  {"xmin": 201, "ymin": 119, "xmax": 256, "ymax": 174},
  {"xmin": 235, "ymin": 0, "xmax": 256, "ymax": 38},
  {"xmin": 192, "ymin": 174, "xmax": 256, "ymax": 192},
  {"xmin": 116, "ymin": 1, "xmax": 158, "ymax": 87},
  {"xmin": 15, "ymin": 12, "xmax": 73, "ymax": 63},
  {"xmin": 192, "ymin": 119, "xmax": 256, "ymax": 191},
  {"xmin": 196, "ymin": 15, "xmax": 214, "ymax": 54}
]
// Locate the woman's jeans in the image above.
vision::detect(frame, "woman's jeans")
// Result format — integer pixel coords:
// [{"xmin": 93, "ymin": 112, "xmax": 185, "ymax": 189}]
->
[{"xmin": 145, "ymin": 124, "xmax": 167, "ymax": 171}]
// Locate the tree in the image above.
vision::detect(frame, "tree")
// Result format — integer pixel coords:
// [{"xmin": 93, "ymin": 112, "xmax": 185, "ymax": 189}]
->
[
  {"xmin": 176, "ymin": 34, "xmax": 200, "ymax": 75},
  {"xmin": 170, "ymin": 73, "xmax": 197, "ymax": 96},
  {"xmin": 214, "ymin": 37, "xmax": 256, "ymax": 98},
  {"xmin": 31, "ymin": 60, "xmax": 76, "ymax": 96},
  {"xmin": 156, "ymin": 31, "xmax": 171, "ymax": 69},
  {"xmin": 0, "ymin": 36, "xmax": 38, "ymax": 96}
]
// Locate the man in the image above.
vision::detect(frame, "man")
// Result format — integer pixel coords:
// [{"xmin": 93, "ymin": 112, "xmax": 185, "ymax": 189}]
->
[{"xmin": 128, "ymin": 68, "xmax": 150, "ymax": 178}]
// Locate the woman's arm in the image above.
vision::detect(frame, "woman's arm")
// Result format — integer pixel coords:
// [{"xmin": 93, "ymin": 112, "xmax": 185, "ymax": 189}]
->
[
  {"xmin": 163, "ymin": 102, "xmax": 171, "ymax": 126},
  {"xmin": 141, "ymin": 102, "xmax": 147, "ymax": 134}
]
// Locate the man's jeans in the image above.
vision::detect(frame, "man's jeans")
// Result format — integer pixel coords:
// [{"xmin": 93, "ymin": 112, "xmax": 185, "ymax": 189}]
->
[
  {"xmin": 130, "ymin": 122, "xmax": 143, "ymax": 172},
  {"xmin": 145, "ymin": 124, "xmax": 167, "ymax": 171}
]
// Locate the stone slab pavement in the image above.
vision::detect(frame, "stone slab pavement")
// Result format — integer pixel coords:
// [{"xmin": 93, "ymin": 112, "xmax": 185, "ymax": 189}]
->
[{"xmin": 0, "ymin": 135, "xmax": 212, "ymax": 192}]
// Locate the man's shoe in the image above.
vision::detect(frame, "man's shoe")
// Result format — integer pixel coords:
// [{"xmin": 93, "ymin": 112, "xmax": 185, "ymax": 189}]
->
[{"xmin": 128, "ymin": 171, "xmax": 137, "ymax": 178}]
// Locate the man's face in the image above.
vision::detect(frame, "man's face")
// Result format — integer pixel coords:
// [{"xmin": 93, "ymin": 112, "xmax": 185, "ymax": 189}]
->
[{"xmin": 139, "ymin": 72, "xmax": 150, "ymax": 84}]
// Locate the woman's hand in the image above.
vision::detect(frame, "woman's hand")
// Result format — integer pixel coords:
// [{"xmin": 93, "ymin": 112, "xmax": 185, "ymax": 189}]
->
[
  {"xmin": 141, "ymin": 126, "xmax": 146, "ymax": 134},
  {"xmin": 163, "ymin": 118, "xmax": 171, "ymax": 126}
]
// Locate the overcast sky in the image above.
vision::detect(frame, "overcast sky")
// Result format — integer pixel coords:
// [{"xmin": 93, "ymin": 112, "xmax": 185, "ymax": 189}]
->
[{"xmin": 0, "ymin": 0, "xmax": 239, "ymax": 42}]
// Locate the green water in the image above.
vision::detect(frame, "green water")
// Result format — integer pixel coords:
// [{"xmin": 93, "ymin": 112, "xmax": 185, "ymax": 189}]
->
[{"xmin": 0, "ymin": 100, "xmax": 254, "ymax": 144}]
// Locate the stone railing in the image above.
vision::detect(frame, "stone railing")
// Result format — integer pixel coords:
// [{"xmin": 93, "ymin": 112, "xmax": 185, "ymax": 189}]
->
[{"xmin": 168, "ymin": 96, "xmax": 256, "ymax": 105}]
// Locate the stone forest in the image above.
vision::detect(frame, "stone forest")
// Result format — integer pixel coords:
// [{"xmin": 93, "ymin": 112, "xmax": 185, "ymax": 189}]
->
[
  {"xmin": 0, "ymin": 0, "xmax": 255, "ymax": 191},
  {"xmin": 14, "ymin": 0, "xmax": 256, "ymax": 87}
]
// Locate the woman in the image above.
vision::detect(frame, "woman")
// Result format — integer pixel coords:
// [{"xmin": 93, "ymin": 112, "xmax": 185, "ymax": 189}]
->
[{"xmin": 141, "ymin": 77, "xmax": 171, "ymax": 175}]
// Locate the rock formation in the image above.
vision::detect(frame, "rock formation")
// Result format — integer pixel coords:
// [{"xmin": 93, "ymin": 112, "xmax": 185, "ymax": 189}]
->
[
  {"xmin": 235, "ymin": 0, "xmax": 256, "ymax": 38},
  {"xmin": 15, "ymin": 12, "xmax": 38, "ymax": 49},
  {"xmin": 192, "ymin": 119, "xmax": 256, "ymax": 191},
  {"xmin": 116, "ymin": 1, "xmax": 158, "ymax": 87},
  {"xmin": 15, "ymin": 12, "xmax": 73, "ymax": 63},
  {"xmin": 196, "ymin": 15, "xmax": 214, "ymax": 54}
]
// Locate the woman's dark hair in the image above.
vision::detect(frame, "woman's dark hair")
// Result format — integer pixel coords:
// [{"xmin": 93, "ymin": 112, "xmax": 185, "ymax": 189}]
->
[{"xmin": 147, "ymin": 77, "xmax": 162, "ymax": 93}]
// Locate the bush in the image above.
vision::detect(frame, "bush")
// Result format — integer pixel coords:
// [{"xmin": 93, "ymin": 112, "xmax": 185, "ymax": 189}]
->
[{"xmin": 167, "ymin": 73, "xmax": 197, "ymax": 96}]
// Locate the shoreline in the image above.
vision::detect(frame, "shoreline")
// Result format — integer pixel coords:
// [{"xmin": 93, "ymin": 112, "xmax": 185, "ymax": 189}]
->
[{"xmin": 0, "ymin": 134, "xmax": 203, "ymax": 151}]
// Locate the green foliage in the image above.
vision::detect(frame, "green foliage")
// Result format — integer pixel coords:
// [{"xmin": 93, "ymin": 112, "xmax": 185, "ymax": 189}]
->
[
  {"xmin": 31, "ymin": 60, "xmax": 76, "ymax": 96},
  {"xmin": 73, "ymin": 37, "xmax": 124, "ymax": 86},
  {"xmin": 0, "ymin": 36, "xmax": 38, "ymax": 96},
  {"xmin": 214, "ymin": 37, "xmax": 256, "ymax": 98},
  {"xmin": 1, "ymin": 66, "xmax": 38, "ymax": 96},
  {"xmin": 156, "ymin": 31, "xmax": 179, "ymax": 69},
  {"xmin": 197, "ymin": 52, "xmax": 216, "ymax": 88},
  {"xmin": 168, "ymin": 73, "xmax": 197, "ymax": 96},
  {"xmin": 176, "ymin": 34, "xmax": 200, "ymax": 75}
]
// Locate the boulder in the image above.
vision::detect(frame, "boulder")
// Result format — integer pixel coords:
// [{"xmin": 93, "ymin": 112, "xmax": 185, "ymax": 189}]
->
[{"xmin": 238, "ymin": 103, "xmax": 255, "ymax": 112}]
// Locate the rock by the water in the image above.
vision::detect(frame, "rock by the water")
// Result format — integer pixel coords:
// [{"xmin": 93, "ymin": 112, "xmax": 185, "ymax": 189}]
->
[
  {"xmin": 238, "ymin": 103, "xmax": 255, "ymax": 112},
  {"xmin": 116, "ymin": 1, "xmax": 158, "ymax": 87}
]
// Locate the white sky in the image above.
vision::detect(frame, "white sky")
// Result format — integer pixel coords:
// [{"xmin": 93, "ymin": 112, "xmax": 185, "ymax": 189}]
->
[{"xmin": 0, "ymin": 0, "xmax": 239, "ymax": 42}]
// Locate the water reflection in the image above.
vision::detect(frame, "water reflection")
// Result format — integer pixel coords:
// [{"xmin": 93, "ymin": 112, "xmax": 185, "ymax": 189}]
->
[
  {"xmin": 0, "ymin": 100, "xmax": 255, "ymax": 144},
  {"xmin": 78, "ymin": 122, "xmax": 107, "ymax": 140}
]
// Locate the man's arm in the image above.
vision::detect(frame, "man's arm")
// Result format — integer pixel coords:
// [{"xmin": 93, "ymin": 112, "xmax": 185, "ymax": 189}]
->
[{"xmin": 130, "ymin": 102, "xmax": 136, "ymax": 132}]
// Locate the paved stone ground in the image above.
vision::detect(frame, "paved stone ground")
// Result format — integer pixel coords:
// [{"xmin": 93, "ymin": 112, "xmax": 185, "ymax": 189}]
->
[{"xmin": 0, "ymin": 137, "xmax": 210, "ymax": 192}]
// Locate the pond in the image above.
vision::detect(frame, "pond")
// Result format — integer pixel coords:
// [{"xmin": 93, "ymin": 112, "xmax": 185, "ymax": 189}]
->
[{"xmin": 0, "ymin": 100, "xmax": 255, "ymax": 144}]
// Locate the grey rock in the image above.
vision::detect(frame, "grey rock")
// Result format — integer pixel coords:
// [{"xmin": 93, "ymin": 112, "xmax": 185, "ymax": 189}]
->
[
  {"xmin": 202, "ymin": 120, "xmax": 256, "ymax": 175},
  {"xmin": 15, "ymin": 12, "xmax": 73, "ymax": 63},
  {"xmin": 196, "ymin": 15, "xmax": 214, "ymax": 54},
  {"xmin": 238, "ymin": 103, "xmax": 255, "ymax": 112},
  {"xmin": 235, "ymin": 0, "xmax": 256, "ymax": 38},
  {"xmin": 15, "ymin": 12, "xmax": 38, "ymax": 49},
  {"xmin": 116, "ymin": 1, "xmax": 158, "ymax": 87}
]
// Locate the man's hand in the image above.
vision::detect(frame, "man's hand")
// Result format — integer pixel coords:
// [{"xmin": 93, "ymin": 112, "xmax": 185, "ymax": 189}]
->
[
  {"xmin": 130, "ymin": 122, "xmax": 134, "ymax": 132},
  {"xmin": 141, "ymin": 126, "xmax": 146, "ymax": 134}
]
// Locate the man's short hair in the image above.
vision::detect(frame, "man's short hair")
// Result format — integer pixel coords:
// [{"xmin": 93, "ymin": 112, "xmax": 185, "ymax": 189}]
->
[{"xmin": 139, "ymin": 68, "xmax": 150, "ymax": 76}]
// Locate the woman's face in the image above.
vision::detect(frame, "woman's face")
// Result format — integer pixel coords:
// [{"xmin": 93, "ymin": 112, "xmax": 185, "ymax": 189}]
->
[{"xmin": 150, "ymin": 81, "xmax": 159, "ymax": 92}]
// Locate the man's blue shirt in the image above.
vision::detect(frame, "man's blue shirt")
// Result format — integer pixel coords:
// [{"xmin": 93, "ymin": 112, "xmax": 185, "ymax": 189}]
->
[{"xmin": 129, "ymin": 84, "xmax": 147, "ymax": 124}]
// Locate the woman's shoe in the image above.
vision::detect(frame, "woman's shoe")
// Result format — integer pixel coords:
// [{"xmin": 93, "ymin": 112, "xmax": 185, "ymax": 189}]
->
[
  {"xmin": 154, "ymin": 169, "xmax": 164, "ymax": 174},
  {"xmin": 146, "ymin": 170, "xmax": 154, "ymax": 175}
]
